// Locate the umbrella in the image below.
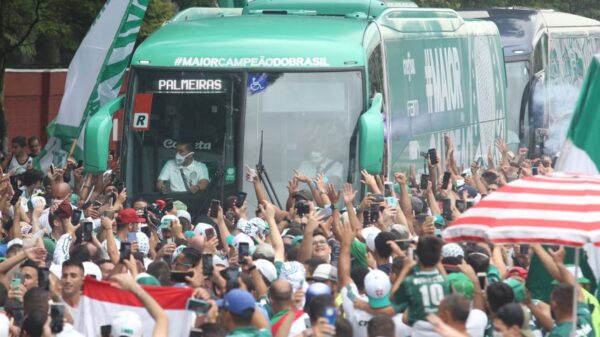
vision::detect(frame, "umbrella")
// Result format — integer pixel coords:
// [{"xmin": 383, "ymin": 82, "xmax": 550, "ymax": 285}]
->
[
  {"xmin": 443, "ymin": 172, "xmax": 600, "ymax": 337},
  {"xmin": 443, "ymin": 173, "xmax": 600, "ymax": 247}
]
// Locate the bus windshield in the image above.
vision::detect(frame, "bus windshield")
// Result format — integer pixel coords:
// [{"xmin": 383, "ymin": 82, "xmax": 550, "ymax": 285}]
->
[
  {"xmin": 125, "ymin": 69, "xmax": 363, "ymax": 211},
  {"xmin": 243, "ymin": 71, "xmax": 363, "ymax": 208},
  {"xmin": 505, "ymin": 61, "xmax": 530, "ymax": 150}
]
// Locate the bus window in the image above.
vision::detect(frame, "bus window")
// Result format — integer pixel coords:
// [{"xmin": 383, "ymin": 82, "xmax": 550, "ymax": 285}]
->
[
  {"xmin": 243, "ymin": 71, "xmax": 363, "ymax": 207},
  {"xmin": 126, "ymin": 70, "xmax": 242, "ymax": 198},
  {"xmin": 368, "ymin": 45, "xmax": 385, "ymax": 99},
  {"xmin": 533, "ymin": 34, "xmax": 547, "ymax": 74}
]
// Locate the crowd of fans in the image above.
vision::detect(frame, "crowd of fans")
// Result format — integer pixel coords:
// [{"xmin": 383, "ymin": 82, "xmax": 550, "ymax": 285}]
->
[{"xmin": 0, "ymin": 133, "xmax": 595, "ymax": 337}]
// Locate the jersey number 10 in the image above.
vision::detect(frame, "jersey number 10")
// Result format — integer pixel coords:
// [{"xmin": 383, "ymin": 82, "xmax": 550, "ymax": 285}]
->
[{"xmin": 419, "ymin": 283, "xmax": 444, "ymax": 307}]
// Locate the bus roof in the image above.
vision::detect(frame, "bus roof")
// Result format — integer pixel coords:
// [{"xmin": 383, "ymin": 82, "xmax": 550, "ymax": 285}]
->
[
  {"xmin": 243, "ymin": 0, "xmax": 416, "ymax": 17},
  {"xmin": 131, "ymin": 15, "xmax": 369, "ymax": 69}
]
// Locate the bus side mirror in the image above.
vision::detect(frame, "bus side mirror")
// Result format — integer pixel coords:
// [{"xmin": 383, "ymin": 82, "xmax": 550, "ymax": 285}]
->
[
  {"xmin": 358, "ymin": 93, "xmax": 384, "ymax": 174},
  {"xmin": 84, "ymin": 96, "xmax": 124, "ymax": 174}
]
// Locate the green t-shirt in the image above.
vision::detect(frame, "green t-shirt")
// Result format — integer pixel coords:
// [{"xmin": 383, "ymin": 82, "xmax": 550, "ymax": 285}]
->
[
  {"xmin": 350, "ymin": 239, "xmax": 368, "ymax": 268},
  {"xmin": 393, "ymin": 269, "xmax": 450, "ymax": 325},
  {"xmin": 228, "ymin": 327, "xmax": 272, "ymax": 337},
  {"xmin": 548, "ymin": 303, "xmax": 594, "ymax": 337}
]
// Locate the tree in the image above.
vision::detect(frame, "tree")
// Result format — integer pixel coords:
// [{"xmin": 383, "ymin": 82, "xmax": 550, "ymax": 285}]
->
[{"xmin": 0, "ymin": 0, "xmax": 44, "ymax": 152}]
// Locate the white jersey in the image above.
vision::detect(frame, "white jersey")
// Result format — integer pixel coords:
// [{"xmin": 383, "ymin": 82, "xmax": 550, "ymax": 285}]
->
[
  {"xmin": 7, "ymin": 155, "xmax": 32, "ymax": 175},
  {"xmin": 158, "ymin": 159, "xmax": 209, "ymax": 192}
]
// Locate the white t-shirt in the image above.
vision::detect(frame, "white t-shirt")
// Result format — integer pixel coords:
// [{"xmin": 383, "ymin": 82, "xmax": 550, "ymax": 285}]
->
[
  {"xmin": 54, "ymin": 233, "xmax": 73, "ymax": 265},
  {"xmin": 341, "ymin": 283, "xmax": 410, "ymax": 337},
  {"xmin": 158, "ymin": 159, "xmax": 209, "ymax": 192},
  {"xmin": 101, "ymin": 232, "xmax": 150, "ymax": 256},
  {"xmin": 466, "ymin": 309, "xmax": 487, "ymax": 337},
  {"xmin": 7, "ymin": 155, "xmax": 32, "ymax": 175}
]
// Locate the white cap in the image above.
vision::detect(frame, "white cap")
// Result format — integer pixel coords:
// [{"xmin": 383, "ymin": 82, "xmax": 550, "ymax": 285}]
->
[
  {"xmin": 238, "ymin": 217, "xmax": 269, "ymax": 238},
  {"xmin": 111, "ymin": 311, "xmax": 142, "ymax": 337},
  {"xmin": 213, "ymin": 254, "xmax": 229, "ymax": 267},
  {"xmin": 364, "ymin": 269, "xmax": 392, "ymax": 309},
  {"xmin": 83, "ymin": 261, "xmax": 102, "ymax": 280},
  {"xmin": 254, "ymin": 259, "xmax": 277, "ymax": 283},
  {"xmin": 6, "ymin": 238, "xmax": 23, "ymax": 252},
  {"xmin": 442, "ymin": 243, "xmax": 465, "ymax": 259},
  {"xmin": 311, "ymin": 264, "xmax": 338, "ymax": 282},
  {"xmin": 232, "ymin": 233, "xmax": 255, "ymax": 253},
  {"xmin": 361, "ymin": 227, "xmax": 381, "ymax": 252},
  {"xmin": 279, "ymin": 261, "xmax": 306, "ymax": 291},
  {"xmin": 193, "ymin": 222, "xmax": 214, "ymax": 237},
  {"xmin": 160, "ymin": 215, "xmax": 178, "ymax": 228},
  {"xmin": 177, "ymin": 210, "xmax": 192, "ymax": 223}
]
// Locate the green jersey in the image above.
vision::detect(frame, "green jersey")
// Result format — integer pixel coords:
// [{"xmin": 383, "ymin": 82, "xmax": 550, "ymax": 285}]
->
[
  {"xmin": 228, "ymin": 327, "xmax": 272, "ymax": 337},
  {"xmin": 393, "ymin": 269, "xmax": 450, "ymax": 325},
  {"xmin": 548, "ymin": 303, "xmax": 594, "ymax": 337}
]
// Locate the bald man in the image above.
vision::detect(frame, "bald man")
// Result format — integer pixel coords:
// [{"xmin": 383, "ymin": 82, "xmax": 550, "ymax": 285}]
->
[{"xmin": 269, "ymin": 280, "xmax": 308, "ymax": 337}]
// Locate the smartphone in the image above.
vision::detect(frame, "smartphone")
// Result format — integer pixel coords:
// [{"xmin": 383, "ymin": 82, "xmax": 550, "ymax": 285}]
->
[
  {"xmin": 202, "ymin": 254, "xmax": 214, "ymax": 276},
  {"xmin": 323, "ymin": 306, "xmax": 336, "ymax": 326},
  {"xmin": 428, "ymin": 148, "xmax": 438, "ymax": 165},
  {"xmin": 238, "ymin": 242, "xmax": 250, "ymax": 264},
  {"xmin": 50, "ymin": 164, "xmax": 55, "ymax": 175},
  {"xmin": 209, "ymin": 200, "xmax": 220, "ymax": 218},
  {"xmin": 395, "ymin": 239, "xmax": 412, "ymax": 251},
  {"xmin": 384, "ymin": 182, "xmax": 394, "ymax": 197},
  {"xmin": 316, "ymin": 207, "xmax": 332, "ymax": 219},
  {"xmin": 171, "ymin": 271, "xmax": 193, "ymax": 283},
  {"xmin": 9, "ymin": 175, "xmax": 18, "ymax": 189},
  {"xmin": 362, "ymin": 210, "xmax": 371, "ymax": 225},
  {"xmin": 442, "ymin": 199, "xmax": 452, "ymax": 219},
  {"xmin": 100, "ymin": 325, "xmax": 112, "ymax": 337},
  {"xmin": 477, "ymin": 272, "xmax": 487, "ymax": 290},
  {"xmin": 186, "ymin": 298, "xmax": 212, "ymax": 315},
  {"xmin": 50, "ymin": 303, "xmax": 64, "ymax": 333},
  {"xmin": 71, "ymin": 209, "xmax": 82, "ymax": 226},
  {"xmin": 92, "ymin": 200, "xmax": 102, "ymax": 209},
  {"xmin": 76, "ymin": 160, "xmax": 84, "ymax": 169},
  {"xmin": 371, "ymin": 194, "xmax": 384, "ymax": 203},
  {"xmin": 127, "ymin": 231, "xmax": 137, "ymax": 242},
  {"xmin": 235, "ymin": 192, "xmax": 247, "ymax": 208},
  {"xmin": 119, "ymin": 242, "xmax": 132, "ymax": 262},
  {"xmin": 38, "ymin": 267, "xmax": 50, "ymax": 291},
  {"xmin": 190, "ymin": 328, "xmax": 203, "ymax": 337},
  {"xmin": 245, "ymin": 167, "xmax": 257, "ymax": 183},
  {"xmin": 10, "ymin": 188, "xmax": 23, "ymax": 206},
  {"xmin": 420, "ymin": 174, "xmax": 430, "ymax": 190},
  {"xmin": 520, "ymin": 244, "xmax": 529, "ymax": 255},
  {"xmin": 532, "ymin": 167, "xmax": 539, "ymax": 175},
  {"xmin": 102, "ymin": 210, "xmax": 115, "ymax": 220},
  {"xmin": 295, "ymin": 200, "xmax": 309, "ymax": 217},
  {"xmin": 10, "ymin": 277, "xmax": 22, "ymax": 290},
  {"xmin": 386, "ymin": 196, "xmax": 398, "ymax": 207},
  {"xmin": 205, "ymin": 227, "xmax": 215, "ymax": 241},
  {"xmin": 442, "ymin": 172, "xmax": 451, "ymax": 189},
  {"xmin": 140, "ymin": 226, "xmax": 151, "ymax": 238},
  {"xmin": 83, "ymin": 221, "xmax": 93, "ymax": 242},
  {"xmin": 369, "ymin": 203, "xmax": 379, "ymax": 223}
]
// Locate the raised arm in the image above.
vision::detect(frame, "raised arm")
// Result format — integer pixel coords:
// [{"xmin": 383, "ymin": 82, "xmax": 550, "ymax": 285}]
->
[
  {"xmin": 262, "ymin": 201, "xmax": 285, "ymax": 262},
  {"xmin": 297, "ymin": 211, "xmax": 319, "ymax": 263},
  {"xmin": 332, "ymin": 208, "xmax": 354, "ymax": 287}
]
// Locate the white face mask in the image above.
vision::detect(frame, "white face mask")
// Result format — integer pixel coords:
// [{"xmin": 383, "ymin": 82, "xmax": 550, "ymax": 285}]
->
[
  {"xmin": 310, "ymin": 151, "xmax": 324, "ymax": 165},
  {"xmin": 492, "ymin": 331, "xmax": 504, "ymax": 337},
  {"xmin": 175, "ymin": 152, "xmax": 193, "ymax": 165}
]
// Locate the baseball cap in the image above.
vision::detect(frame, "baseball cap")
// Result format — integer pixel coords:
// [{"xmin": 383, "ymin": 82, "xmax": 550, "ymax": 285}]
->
[
  {"xmin": 254, "ymin": 243, "xmax": 275, "ymax": 260},
  {"xmin": 177, "ymin": 210, "xmax": 191, "ymax": 223},
  {"xmin": 213, "ymin": 254, "xmax": 229, "ymax": 267},
  {"xmin": 442, "ymin": 243, "xmax": 464, "ymax": 259},
  {"xmin": 447, "ymin": 272, "xmax": 474, "ymax": 300},
  {"xmin": 238, "ymin": 217, "xmax": 269, "ymax": 238},
  {"xmin": 83, "ymin": 262, "xmax": 102, "ymax": 280},
  {"xmin": 361, "ymin": 227, "xmax": 381, "ymax": 252},
  {"xmin": 254, "ymin": 259, "xmax": 277, "ymax": 283},
  {"xmin": 136, "ymin": 272, "xmax": 161, "ymax": 286},
  {"xmin": 294, "ymin": 189, "xmax": 313, "ymax": 201},
  {"xmin": 111, "ymin": 311, "xmax": 143, "ymax": 337},
  {"xmin": 173, "ymin": 200, "xmax": 187, "ymax": 211},
  {"xmin": 232, "ymin": 233, "xmax": 255, "ymax": 253},
  {"xmin": 6, "ymin": 239, "xmax": 23, "ymax": 252},
  {"xmin": 504, "ymin": 278, "xmax": 526, "ymax": 303},
  {"xmin": 364, "ymin": 269, "xmax": 392, "ymax": 309},
  {"xmin": 217, "ymin": 289, "xmax": 256, "ymax": 318},
  {"xmin": 193, "ymin": 222, "xmax": 214, "ymax": 237},
  {"xmin": 118, "ymin": 208, "xmax": 146, "ymax": 224},
  {"xmin": 310, "ymin": 264, "xmax": 338, "ymax": 282},
  {"xmin": 160, "ymin": 215, "xmax": 178, "ymax": 228},
  {"xmin": 506, "ymin": 266, "xmax": 528, "ymax": 280},
  {"xmin": 279, "ymin": 261, "xmax": 306, "ymax": 291},
  {"xmin": 306, "ymin": 282, "xmax": 332, "ymax": 305},
  {"xmin": 389, "ymin": 224, "xmax": 410, "ymax": 240}
]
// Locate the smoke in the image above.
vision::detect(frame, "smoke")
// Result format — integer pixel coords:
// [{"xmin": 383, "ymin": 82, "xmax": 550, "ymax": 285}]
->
[{"xmin": 532, "ymin": 82, "xmax": 581, "ymax": 155}]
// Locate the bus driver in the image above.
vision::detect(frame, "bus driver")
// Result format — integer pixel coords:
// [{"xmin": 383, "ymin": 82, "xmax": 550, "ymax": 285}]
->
[{"xmin": 156, "ymin": 142, "xmax": 210, "ymax": 193}]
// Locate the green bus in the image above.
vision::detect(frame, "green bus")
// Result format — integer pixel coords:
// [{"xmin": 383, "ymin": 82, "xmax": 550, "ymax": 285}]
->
[
  {"xmin": 84, "ymin": 0, "xmax": 507, "ymax": 213},
  {"xmin": 460, "ymin": 8, "xmax": 600, "ymax": 155}
]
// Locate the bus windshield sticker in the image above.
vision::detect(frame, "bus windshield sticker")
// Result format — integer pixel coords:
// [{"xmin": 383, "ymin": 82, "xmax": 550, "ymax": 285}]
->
[{"xmin": 247, "ymin": 73, "xmax": 268, "ymax": 94}]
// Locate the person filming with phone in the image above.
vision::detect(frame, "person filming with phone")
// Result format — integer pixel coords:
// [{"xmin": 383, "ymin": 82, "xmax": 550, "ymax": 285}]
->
[{"xmin": 156, "ymin": 142, "xmax": 210, "ymax": 194}]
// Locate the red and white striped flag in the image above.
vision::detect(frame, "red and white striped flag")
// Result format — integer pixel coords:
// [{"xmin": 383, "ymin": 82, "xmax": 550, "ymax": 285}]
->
[
  {"xmin": 443, "ymin": 173, "xmax": 600, "ymax": 247},
  {"xmin": 74, "ymin": 277, "xmax": 195, "ymax": 337}
]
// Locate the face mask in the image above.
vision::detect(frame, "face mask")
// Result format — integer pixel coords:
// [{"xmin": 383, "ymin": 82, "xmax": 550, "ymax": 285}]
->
[
  {"xmin": 310, "ymin": 151, "xmax": 324, "ymax": 165},
  {"xmin": 175, "ymin": 152, "xmax": 193, "ymax": 165},
  {"xmin": 492, "ymin": 332, "xmax": 504, "ymax": 337}
]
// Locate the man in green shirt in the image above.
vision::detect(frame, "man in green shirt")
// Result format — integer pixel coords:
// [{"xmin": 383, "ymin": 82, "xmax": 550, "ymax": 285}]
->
[
  {"xmin": 393, "ymin": 235, "xmax": 450, "ymax": 336},
  {"xmin": 549, "ymin": 283, "xmax": 594, "ymax": 337},
  {"xmin": 218, "ymin": 289, "xmax": 272, "ymax": 337}
]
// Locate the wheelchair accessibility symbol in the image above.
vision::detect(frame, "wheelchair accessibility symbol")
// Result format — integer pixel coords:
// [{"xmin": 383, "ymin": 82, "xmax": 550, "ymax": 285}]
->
[{"xmin": 247, "ymin": 73, "xmax": 268, "ymax": 94}]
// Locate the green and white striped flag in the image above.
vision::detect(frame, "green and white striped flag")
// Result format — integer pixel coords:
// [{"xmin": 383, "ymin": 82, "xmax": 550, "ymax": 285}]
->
[
  {"xmin": 555, "ymin": 55, "xmax": 600, "ymax": 174},
  {"xmin": 34, "ymin": 0, "xmax": 149, "ymax": 172}
]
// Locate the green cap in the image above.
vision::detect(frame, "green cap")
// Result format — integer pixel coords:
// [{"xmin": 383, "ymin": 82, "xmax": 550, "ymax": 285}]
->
[
  {"xmin": 173, "ymin": 200, "xmax": 188, "ymax": 211},
  {"xmin": 184, "ymin": 230, "xmax": 195, "ymax": 238},
  {"xmin": 136, "ymin": 273, "xmax": 161, "ymax": 286},
  {"xmin": 291, "ymin": 235, "xmax": 304, "ymax": 247},
  {"xmin": 504, "ymin": 278, "xmax": 526, "ymax": 303},
  {"xmin": 350, "ymin": 239, "xmax": 369, "ymax": 268},
  {"xmin": 447, "ymin": 272, "xmax": 474, "ymax": 300},
  {"xmin": 434, "ymin": 215, "xmax": 445, "ymax": 226}
]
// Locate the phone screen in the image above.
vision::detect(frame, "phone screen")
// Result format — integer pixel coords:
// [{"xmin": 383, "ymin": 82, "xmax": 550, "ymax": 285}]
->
[
  {"xmin": 209, "ymin": 200, "xmax": 220, "ymax": 218},
  {"xmin": 10, "ymin": 189, "xmax": 23, "ymax": 206},
  {"xmin": 323, "ymin": 307, "xmax": 336, "ymax": 326},
  {"xmin": 100, "ymin": 325, "xmax": 112, "ymax": 337},
  {"xmin": 186, "ymin": 298, "xmax": 212, "ymax": 314},
  {"xmin": 83, "ymin": 222, "xmax": 93, "ymax": 242},
  {"xmin": 384, "ymin": 183, "xmax": 394, "ymax": 197},
  {"xmin": 238, "ymin": 242, "xmax": 250, "ymax": 264},
  {"xmin": 171, "ymin": 271, "xmax": 192, "ymax": 283},
  {"xmin": 189, "ymin": 329, "xmax": 203, "ymax": 337},
  {"xmin": 202, "ymin": 254, "xmax": 213, "ymax": 276},
  {"xmin": 205, "ymin": 228, "xmax": 215, "ymax": 240},
  {"xmin": 120, "ymin": 242, "xmax": 131, "ymax": 261},
  {"xmin": 38, "ymin": 267, "xmax": 50, "ymax": 290},
  {"xmin": 442, "ymin": 199, "xmax": 452, "ymax": 219},
  {"xmin": 50, "ymin": 304, "xmax": 64, "ymax": 333},
  {"xmin": 442, "ymin": 172, "xmax": 451, "ymax": 189},
  {"xmin": 420, "ymin": 174, "xmax": 430, "ymax": 190},
  {"xmin": 71, "ymin": 209, "xmax": 82, "ymax": 226},
  {"xmin": 127, "ymin": 232, "xmax": 137, "ymax": 242},
  {"xmin": 235, "ymin": 192, "xmax": 247, "ymax": 208},
  {"xmin": 428, "ymin": 148, "xmax": 438, "ymax": 165}
]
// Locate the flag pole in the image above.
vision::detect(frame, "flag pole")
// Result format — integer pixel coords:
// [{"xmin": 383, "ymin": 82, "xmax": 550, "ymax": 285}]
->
[
  {"xmin": 65, "ymin": 138, "xmax": 78, "ymax": 169},
  {"xmin": 571, "ymin": 247, "xmax": 580, "ymax": 337}
]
